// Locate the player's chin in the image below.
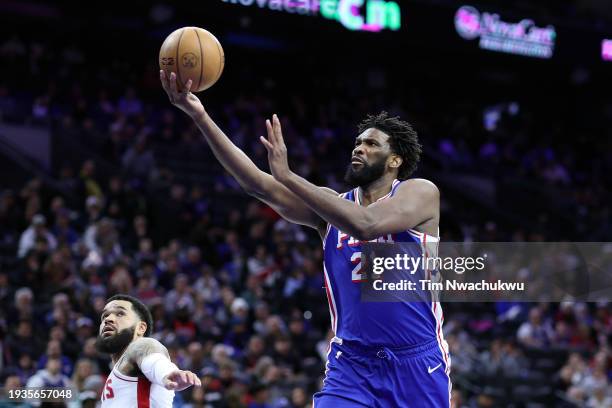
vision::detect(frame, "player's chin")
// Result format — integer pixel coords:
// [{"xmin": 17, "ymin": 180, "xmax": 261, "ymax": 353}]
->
[{"xmin": 345, "ymin": 165, "xmax": 362, "ymax": 177}]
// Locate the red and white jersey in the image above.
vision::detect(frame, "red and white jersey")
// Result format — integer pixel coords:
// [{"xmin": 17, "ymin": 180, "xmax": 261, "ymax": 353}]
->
[{"xmin": 101, "ymin": 366, "xmax": 174, "ymax": 408}]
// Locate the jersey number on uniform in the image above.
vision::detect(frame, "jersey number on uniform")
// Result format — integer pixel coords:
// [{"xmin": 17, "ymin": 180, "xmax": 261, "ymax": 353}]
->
[{"xmin": 351, "ymin": 252, "xmax": 366, "ymax": 282}]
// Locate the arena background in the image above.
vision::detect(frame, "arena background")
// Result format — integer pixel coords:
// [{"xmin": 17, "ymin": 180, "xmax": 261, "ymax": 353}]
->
[{"xmin": 0, "ymin": 1, "xmax": 611, "ymax": 407}]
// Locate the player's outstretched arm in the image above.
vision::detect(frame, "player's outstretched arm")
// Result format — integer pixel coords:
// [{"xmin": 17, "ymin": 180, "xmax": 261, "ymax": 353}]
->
[
  {"xmin": 160, "ymin": 70, "xmax": 332, "ymax": 230},
  {"xmin": 125, "ymin": 337, "xmax": 201, "ymax": 391}
]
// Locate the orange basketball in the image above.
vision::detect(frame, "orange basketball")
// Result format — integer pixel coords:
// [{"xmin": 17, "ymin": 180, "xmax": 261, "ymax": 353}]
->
[{"xmin": 159, "ymin": 27, "xmax": 225, "ymax": 92}]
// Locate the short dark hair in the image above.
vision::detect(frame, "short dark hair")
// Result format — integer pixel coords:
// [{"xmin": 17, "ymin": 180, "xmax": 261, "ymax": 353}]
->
[
  {"xmin": 357, "ymin": 111, "xmax": 422, "ymax": 180},
  {"xmin": 106, "ymin": 294, "xmax": 153, "ymax": 337}
]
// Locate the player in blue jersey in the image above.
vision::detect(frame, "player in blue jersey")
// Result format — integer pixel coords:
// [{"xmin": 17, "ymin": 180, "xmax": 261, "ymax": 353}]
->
[{"xmin": 161, "ymin": 72, "xmax": 451, "ymax": 407}]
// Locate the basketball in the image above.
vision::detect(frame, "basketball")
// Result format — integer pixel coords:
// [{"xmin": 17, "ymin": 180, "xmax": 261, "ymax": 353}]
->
[{"xmin": 159, "ymin": 27, "xmax": 225, "ymax": 92}]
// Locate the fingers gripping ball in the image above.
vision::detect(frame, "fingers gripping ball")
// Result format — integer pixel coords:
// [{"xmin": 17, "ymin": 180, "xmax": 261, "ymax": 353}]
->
[{"xmin": 159, "ymin": 27, "xmax": 225, "ymax": 93}]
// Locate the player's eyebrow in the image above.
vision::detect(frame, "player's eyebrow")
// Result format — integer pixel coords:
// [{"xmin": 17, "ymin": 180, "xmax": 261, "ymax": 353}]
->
[
  {"xmin": 355, "ymin": 137, "xmax": 380, "ymax": 145},
  {"xmin": 102, "ymin": 305, "xmax": 128, "ymax": 315}
]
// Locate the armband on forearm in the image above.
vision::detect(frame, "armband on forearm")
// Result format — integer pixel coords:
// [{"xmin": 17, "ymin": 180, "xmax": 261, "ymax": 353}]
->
[{"xmin": 140, "ymin": 353, "xmax": 179, "ymax": 385}]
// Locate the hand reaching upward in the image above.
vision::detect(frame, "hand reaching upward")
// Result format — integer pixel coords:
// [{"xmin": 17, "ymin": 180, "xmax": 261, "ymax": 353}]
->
[
  {"xmin": 260, "ymin": 114, "xmax": 293, "ymax": 184},
  {"xmin": 160, "ymin": 70, "xmax": 205, "ymax": 118}
]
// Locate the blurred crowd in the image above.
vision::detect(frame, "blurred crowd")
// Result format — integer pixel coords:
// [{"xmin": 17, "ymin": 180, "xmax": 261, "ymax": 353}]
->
[{"xmin": 0, "ymin": 17, "xmax": 611, "ymax": 408}]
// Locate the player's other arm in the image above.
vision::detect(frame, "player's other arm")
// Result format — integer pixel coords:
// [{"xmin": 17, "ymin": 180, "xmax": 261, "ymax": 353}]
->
[
  {"xmin": 125, "ymin": 337, "xmax": 201, "ymax": 391},
  {"xmin": 160, "ymin": 71, "xmax": 331, "ymax": 230},
  {"xmin": 359, "ymin": 179, "xmax": 439, "ymax": 238},
  {"xmin": 284, "ymin": 176, "xmax": 439, "ymax": 240}
]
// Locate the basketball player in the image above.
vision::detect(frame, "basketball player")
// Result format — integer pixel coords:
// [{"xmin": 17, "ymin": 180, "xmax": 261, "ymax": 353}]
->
[
  {"xmin": 161, "ymin": 71, "xmax": 451, "ymax": 407},
  {"xmin": 96, "ymin": 294, "xmax": 201, "ymax": 407}
]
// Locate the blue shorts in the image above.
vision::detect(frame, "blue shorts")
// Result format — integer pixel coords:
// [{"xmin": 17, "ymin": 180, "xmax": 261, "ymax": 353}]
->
[{"xmin": 313, "ymin": 339, "xmax": 451, "ymax": 408}]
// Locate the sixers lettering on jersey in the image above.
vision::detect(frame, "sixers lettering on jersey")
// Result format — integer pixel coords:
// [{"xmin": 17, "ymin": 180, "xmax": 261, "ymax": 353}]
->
[{"xmin": 322, "ymin": 180, "xmax": 449, "ymax": 361}]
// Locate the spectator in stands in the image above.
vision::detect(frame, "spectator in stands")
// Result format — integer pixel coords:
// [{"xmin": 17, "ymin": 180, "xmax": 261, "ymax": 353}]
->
[
  {"xmin": 17, "ymin": 214, "xmax": 57, "ymax": 258},
  {"xmin": 586, "ymin": 385, "xmax": 612, "ymax": 408},
  {"xmin": 165, "ymin": 274, "xmax": 195, "ymax": 314},
  {"xmin": 289, "ymin": 386, "xmax": 309, "ymax": 408},
  {"xmin": 84, "ymin": 218, "xmax": 122, "ymax": 267},
  {"xmin": 13, "ymin": 354, "xmax": 36, "ymax": 386},
  {"xmin": 36, "ymin": 339, "xmax": 73, "ymax": 377},
  {"xmin": 51, "ymin": 208, "xmax": 79, "ymax": 246},
  {"xmin": 117, "ymin": 87, "xmax": 143, "ymax": 117},
  {"xmin": 79, "ymin": 160, "xmax": 103, "ymax": 202},
  {"xmin": 82, "ymin": 195, "xmax": 103, "ymax": 228},
  {"xmin": 0, "ymin": 189, "xmax": 22, "ymax": 239},
  {"xmin": 517, "ymin": 306, "xmax": 554, "ymax": 348},
  {"xmin": 122, "ymin": 134, "xmax": 157, "ymax": 182},
  {"xmin": 71, "ymin": 358, "xmax": 97, "ymax": 392},
  {"xmin": 0, "ymin": 375, "xmax": 28, "ymax": 408},
  {"xmin": 445, "ymin": 331, "xmax": 478, "ymax": 376},
  {"xmin": 26, "ymin": 357, "xmax": 72, "ymax": 389}
]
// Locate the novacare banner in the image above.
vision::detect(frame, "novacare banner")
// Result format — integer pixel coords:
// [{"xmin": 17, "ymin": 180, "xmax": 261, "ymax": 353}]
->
[
  {"xmin": 221, "ymin": 0, "xmax": 401, "ymax": 32},
  {"xmin": 454, "ymin": 5, "xmax": 556, "ymax": 59}
]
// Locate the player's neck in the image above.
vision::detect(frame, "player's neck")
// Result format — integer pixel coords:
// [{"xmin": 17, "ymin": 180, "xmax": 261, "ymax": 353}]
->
[
  {"xmin": 357, "ymin": 175, "xmax": 396, "ymax": 206},
  {"xmin": 110, "ymin": 349, "xmax": 127, "ymax": 366}
]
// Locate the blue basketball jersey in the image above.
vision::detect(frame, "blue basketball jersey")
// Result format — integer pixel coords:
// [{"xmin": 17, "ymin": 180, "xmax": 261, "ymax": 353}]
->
[{"xmin": 322, "ymin": 180, "xmax": 448, "ymax": 354}]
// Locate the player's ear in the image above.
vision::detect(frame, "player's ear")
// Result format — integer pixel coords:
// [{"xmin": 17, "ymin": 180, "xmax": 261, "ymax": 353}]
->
[
  {"xmin": 389, "ymin": 154, "xmax": 402, "ymax": 169},
  {"xmin": 136, "ymin": 321, "xmax": 147, "ymax": 337}
]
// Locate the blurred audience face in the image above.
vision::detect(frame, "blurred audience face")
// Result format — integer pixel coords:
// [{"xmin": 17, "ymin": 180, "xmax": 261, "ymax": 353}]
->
[
  {"xmin": 109, "ymin": 177, "xmax": 123, "ymax": 193},
  {"xmin": 289, "ymin": 319, "xmax": 304, "ymax": 335},
  {"xmin": 81, "ymin": 160, "xmax": 95, "ymax": 177},
  {"xmin": 46, "ymin": 340, "xmax": 62, "ymax": 358},
  {"xmin": 52, "ymin": 293, "xmax": 70, "ymax": 311},
  {"xmin": 17, "ymin": 320, "xmax": 32, "ymax": 338},
  {"xmin": 74, "ymin": 359, "xmax": 94, "ymax": 380},
  {"xmin": 83, "ymin": 338, "xmax": 98, "ymax": 356},
  {"xmin": 133, "ymin": 215, "xmax": 147, "ymax": 233},
  {"xmin": 187, "ymin": 247, "xmax": 201, "ymax": 264},
  {"xmin": 274, "ymin": 338, "xmax": 291, "ymax": 355},
  {"xmin": 187, "ymin": 342, "xmax": 203, "ymax": 359},
  {"xmin": 529, "ymin": 307, "xmax": 542, "ymax": 325},
  {"xmin": 247, "ymin": 336, "xmax": 265, "ymax": 356},
  {"xmin": 46, "ymin": 358, "xmax": 62, "ymax": 376},
  {"xmin": 174, "ymin": 274, "xmax": 188, "ymax": 292},
  {"xmin": 19, "ymin": 354, "xmax": 32, "ymax": 369},
  {"xmin": 4, "ymin": 375, "xmax": 22, "ymax": 390},
  {"xmin": 15, "ymin": 288, "xmax": 33, "ymax": 308},
  {"xmin": 291, "ymin": 387, "xmax": 307, "ymax": 407}
]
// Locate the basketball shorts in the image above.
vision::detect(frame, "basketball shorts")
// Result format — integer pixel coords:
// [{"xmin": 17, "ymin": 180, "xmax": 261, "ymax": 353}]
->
[{"xmin": 313, "ymin": 339, "xmax": 451, "ymax": 408}]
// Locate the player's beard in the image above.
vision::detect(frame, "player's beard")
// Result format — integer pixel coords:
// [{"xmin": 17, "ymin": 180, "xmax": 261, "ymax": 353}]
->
[
  {"xmin": 344, "ymin": 156, "xmax": 387, "ymax": 188},
  {"xmin": 95, "ymin": 325, "xmax": 136, "ymax": 354}
]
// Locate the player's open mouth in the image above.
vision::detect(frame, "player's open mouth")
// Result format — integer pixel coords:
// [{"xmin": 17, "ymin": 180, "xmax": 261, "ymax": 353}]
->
[
  {"xmin": 102, "ymin": 326, "xmax": 115, "ymax": 337},
  {"xmin": 351, "ymin": 157, "xmax": 365, "ymax": 165}
]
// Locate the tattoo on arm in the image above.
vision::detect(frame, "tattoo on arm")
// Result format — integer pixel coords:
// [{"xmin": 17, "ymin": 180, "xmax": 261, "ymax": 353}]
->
[{"xmin": 125, "ymin": 338, "xmax": 170, "ymax": 366}]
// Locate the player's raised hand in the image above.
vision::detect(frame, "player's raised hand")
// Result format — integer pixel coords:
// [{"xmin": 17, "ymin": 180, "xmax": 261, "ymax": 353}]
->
[
  {"xmin": 163, "ymin": 369, "xmax": 202, "ymax": 391},
  {"xmin": 160, "ymin": 70, "xmax": 205, "ymax": 118},
  {"xmin": 260, "ymin": 114, "xmax": 292, "ymax": 183}
]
